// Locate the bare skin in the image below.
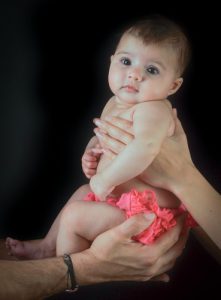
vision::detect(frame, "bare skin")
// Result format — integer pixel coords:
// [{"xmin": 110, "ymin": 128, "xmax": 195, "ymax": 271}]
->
[
  {"xmin": 4, "ymin": 113, "xmax": 188, "ymax": 259},
  {"xmin": 93, "ymin": 113, "xmax": 221, "ymax": 257},
  {"xmin": 5, "ymin": 184, "xmax": 89, "ymax": 259},
  {"xmin": 5, "ymin": 238, "xmax": 53, "ymax": 260},
  {"xmin": 0, "ymin": 214, "xmax": 187, "ymax": 300},
  {"xmin": 7, "ymin": 111, "xmax": 220, "ymax": 260}
]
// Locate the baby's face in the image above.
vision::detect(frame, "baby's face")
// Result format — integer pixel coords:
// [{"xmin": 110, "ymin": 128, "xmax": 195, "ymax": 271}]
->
[{"xmin": 108, "ymin": 34, "xmax": 182, "ymax": 105}]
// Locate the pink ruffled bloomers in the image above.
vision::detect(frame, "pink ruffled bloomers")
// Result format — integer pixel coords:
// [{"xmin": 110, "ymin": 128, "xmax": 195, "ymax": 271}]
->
[{"xmin": 84, "ymin": 189, "xmax": 197, "ymax": 244}]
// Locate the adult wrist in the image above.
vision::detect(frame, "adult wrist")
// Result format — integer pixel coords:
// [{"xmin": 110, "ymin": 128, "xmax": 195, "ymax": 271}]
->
[
  {"xmin": 63, "ymin": 254, "xmax": 79, "ymax": 292},
  {"xmin": 69, "ymin": 251, "xmax": 99, "ymax": 286},
  {"xmin": 172, "ymin": 162, "xmax": 196, "ymax": 199}
]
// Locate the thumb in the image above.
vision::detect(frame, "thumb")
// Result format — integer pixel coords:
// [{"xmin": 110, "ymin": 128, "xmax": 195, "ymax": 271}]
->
[{"xmin": 118, "ymin": 213, "xmax": 155, "ymax": 239}]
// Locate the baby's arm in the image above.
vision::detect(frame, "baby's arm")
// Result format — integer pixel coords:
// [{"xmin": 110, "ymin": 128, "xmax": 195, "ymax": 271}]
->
[
  {"xmin": 82, "ymin": 99, "xmax": 115, "ymax": 179},
  {"xmin": 91, "ymin": 101, "xmax": 173, "ymax": 199}
]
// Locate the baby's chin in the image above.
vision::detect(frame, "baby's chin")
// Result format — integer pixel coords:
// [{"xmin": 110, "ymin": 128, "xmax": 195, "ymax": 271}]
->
[{"xmin": 116, "ymin": 94, "xmax": 142, "ymax": 105}]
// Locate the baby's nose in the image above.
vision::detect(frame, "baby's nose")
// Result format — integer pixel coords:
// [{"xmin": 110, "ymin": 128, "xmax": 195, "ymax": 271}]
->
[{"xmin": 128, "ymin": 68, "xmax": 143, "ymax": 81}]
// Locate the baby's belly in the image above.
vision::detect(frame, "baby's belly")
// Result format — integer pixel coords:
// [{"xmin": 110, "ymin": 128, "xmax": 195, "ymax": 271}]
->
[{"xmin": 97, "ymin": 155, "xmax": 180, "ymax": 209}]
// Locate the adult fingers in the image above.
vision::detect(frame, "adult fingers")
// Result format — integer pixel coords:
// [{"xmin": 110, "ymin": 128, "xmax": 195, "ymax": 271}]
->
[
  {"xmin": 105, "ymin": 116, "xmax": 133, "ymax": 132},
  {"xmin": 94, "ymin": 118, "xmax": 133, "ymax": 144},
  {"xmin": 94, "ymin": 116, "xmax": 133, "ymax": 132},
  {"xmin": 102, "ymin": 148, "xmax": 117, "ymax": 160},
  {"xmin": 116, "ymin": 213, "xmax": 156, "ymax": 239},
  {"xmin": 153, "ymin": 228, "xmax": 189, "ymax": 276},
  {"xmin": 94, "ymin": 128, "xmax": 125, "ymax": 154},
  {"xmin": 150, "ymin": 215, "xmax": 185, "ymax": 258},
  {"xmin": 163, "ymin": 228, "xmax": 189, "ymax": 263}
]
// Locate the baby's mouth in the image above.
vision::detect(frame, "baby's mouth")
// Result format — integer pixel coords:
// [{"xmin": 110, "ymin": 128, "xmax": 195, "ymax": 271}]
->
[{"xmin": 122, "ymin": 85, "xmax": 138, "ymax": 93}]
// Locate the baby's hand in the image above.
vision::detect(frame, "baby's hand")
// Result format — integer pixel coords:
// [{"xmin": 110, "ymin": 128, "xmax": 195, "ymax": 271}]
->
[
  {"xmin": 82, "ymin": 146, "xmax": 103, "ymax": 179},
  {"xmin": 90, "ymin": 174, "xmax": 114, "ymax": 201}
]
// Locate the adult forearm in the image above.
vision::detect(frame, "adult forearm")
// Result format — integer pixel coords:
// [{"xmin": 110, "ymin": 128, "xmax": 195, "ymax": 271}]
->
[
  {"xmin": 0, "ymin": 257, "xmax": 67, "ymax": 300},
  {"xmin": 0, "ymin": 251, "xmax": 114, "ymax": 300},
  {"xmin": 173, "ymin": 164, "xmax": 221, "ymax": 249},
  {"xmin": 0, "ymin": 214, "xmax": 187, "ymax": 299}
]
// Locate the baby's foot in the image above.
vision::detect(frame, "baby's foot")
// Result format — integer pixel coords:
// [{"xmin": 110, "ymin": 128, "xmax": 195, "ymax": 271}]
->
[{"xmin": 5, "ymin": 237, "xmax": 55, "ymax": 260}]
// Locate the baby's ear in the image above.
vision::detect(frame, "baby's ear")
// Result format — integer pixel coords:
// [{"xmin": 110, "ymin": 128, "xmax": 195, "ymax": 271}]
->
[{"xmin": 168, "ymin": 77, "xmax": 183, "ymax": 96}]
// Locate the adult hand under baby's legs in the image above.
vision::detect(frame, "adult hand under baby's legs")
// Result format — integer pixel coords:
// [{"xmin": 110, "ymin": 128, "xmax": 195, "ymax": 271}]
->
[
  {"xmin": 56, "ymin": 200, "xmax": 125, "ymax": 256},
  {"xmin": 82, "ymin": 213, "xmax": 188, "ymax": 284}
]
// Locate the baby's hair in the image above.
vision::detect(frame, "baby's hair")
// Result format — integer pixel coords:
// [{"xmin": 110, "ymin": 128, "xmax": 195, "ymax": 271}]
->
[{"xmin": 120, "ymin": 15, "xmax": 191, "ymax": 76}]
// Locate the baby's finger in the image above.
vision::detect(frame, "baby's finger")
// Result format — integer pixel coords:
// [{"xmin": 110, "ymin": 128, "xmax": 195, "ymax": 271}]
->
[
  {"xmin": 84, "ymin": 161, "xmax": 98, "ymax": 168},
  {"xmin": 86, "ymin": 171, "xmax": 96, "ymax": 178},
  {"xmin": 83, "ymin": 168, "xmax": 96, "ymax": 177},
  {"xmin": 82, "ymin": 154, "xmax": 97, "ymax": 162}
]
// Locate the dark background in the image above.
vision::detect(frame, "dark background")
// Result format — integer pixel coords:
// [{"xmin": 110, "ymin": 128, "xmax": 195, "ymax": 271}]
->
[{"xmin": 0, "ymin": 1, "xmax": 220, "ymax": 299}]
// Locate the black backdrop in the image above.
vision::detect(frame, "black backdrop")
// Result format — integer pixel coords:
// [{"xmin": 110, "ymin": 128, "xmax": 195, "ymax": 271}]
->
[{"xmin": 0, "ymin": 1, "xmax": 220, "ymax": 299}]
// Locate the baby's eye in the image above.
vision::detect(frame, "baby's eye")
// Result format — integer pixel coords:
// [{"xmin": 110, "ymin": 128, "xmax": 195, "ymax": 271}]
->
[
  {"xmin": 120, "ymin": 57, "xmax": 131, "ymax": 65},
  {"xmin": 146, "ymin": 66, "xmax": 159, "ymax": 75}
]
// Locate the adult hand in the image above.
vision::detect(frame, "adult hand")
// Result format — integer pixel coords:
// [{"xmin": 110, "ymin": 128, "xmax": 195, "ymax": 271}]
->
[
  {"xmin": 80, "ymin": 213, "xmax": 187, "ymax": 284},
  {"xmin": 93, "ymin": 111, "xmax": 194, "ymax": 191},
  {"xmin": 93, "ymin": 116, "xmax": 133, "ymax": 159},
  {"xmin": 139, "ymin": 109, "xmax": 194, "ymax": 190}
]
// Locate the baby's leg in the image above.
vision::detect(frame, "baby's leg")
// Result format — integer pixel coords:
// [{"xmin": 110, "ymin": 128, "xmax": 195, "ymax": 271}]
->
[
  {"xmin": 56, "ymin": 200, "xmax": 125, "ymax": 256},
  {"xmin": 6, "ymin": 184, "xmax": 91, "ymax": 259}
]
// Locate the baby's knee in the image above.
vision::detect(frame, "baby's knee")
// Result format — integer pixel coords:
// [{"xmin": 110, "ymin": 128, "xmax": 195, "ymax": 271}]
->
[
  {"xmin": 69, "ymin": 184, "xmax": 91, "ymax": 202},
  {"xmin": 94, "ymin": 203, "xmax": 126, "ymax": 231},
  {"xmin": 108, "ymin": 206, "xmax": 126, "ymax": 227},
  {"xmin": 60, "ymin": 201, "xmax": 83, "ymax": 228}
]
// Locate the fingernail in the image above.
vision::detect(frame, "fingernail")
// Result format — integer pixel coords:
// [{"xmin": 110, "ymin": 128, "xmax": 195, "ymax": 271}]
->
[
  {"xmin": 144, "ymin": 213, "xmax": 155, "ymax": 221},
  {"xmin": 93, "ymin": 118, "xmax": 101, "ymax": 125}
]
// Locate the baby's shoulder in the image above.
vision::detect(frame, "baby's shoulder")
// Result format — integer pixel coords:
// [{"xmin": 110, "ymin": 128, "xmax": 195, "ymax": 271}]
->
[
  {"xmin": 134, "ymin": 100, "xmax": 170, "ymax": 113},
  {"xmin": 133, "ymin": 100, "xmax": 174, "ymax": 127}
]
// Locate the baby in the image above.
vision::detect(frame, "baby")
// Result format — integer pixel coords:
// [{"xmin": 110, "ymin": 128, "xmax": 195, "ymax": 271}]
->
[
  {"xmin": 55, "ymin": 15, "xmax": 194, "ymax": 255},
  {"xmin": 6, "ymin": 15, "xmax": 193, "ymax": 258}
]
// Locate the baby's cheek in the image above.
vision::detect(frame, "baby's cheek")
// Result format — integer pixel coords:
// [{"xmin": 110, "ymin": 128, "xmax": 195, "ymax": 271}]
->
[{"xmin": 109, "ymin": 70, "xmax": 123, "ymax": 92}]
